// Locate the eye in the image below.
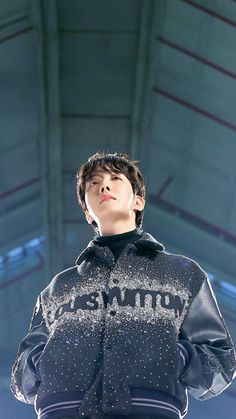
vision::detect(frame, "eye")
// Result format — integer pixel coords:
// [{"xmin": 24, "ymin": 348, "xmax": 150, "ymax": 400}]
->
[
  {"xmin": 112, "ymin": 176, "xmax": 121, "ymax": 180},
  {"xmin": 88, "ymin": 180, "xmax": 99, "ymax": 187}
]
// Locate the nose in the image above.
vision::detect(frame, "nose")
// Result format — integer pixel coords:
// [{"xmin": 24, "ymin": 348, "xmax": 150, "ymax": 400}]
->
[
  {"xmin": 100, "ymin": 183, "xmax": 110, "ymax": 193},
  {"xmin": 100, "ymin": 179, "xmax": 110, "ymax": 193}
]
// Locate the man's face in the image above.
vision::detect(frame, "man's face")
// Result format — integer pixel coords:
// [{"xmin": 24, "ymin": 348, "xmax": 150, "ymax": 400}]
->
[{"xmin": 84, "ymin": 170, "xmax": 144, "ymax": 233}]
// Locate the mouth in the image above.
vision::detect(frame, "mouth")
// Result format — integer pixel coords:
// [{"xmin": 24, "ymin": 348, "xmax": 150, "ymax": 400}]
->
[{"xmin": 100, "ymin": 196, "xmax": 116, "ymax": 204}]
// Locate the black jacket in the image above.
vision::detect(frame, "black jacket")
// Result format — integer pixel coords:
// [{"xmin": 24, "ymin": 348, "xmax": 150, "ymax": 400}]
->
[{"xmin": 11, "ymin": 232, "xmax": 236, "ymax": 418}]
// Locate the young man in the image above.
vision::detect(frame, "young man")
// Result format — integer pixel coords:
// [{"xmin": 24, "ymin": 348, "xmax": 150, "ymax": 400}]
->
[{"xmin": 11, "ymin": 152, "xmax": 236, "ymax": 419}]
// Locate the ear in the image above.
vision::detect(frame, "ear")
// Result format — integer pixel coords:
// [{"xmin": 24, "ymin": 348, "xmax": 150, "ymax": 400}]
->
[
  {"xmin": 85, "ymin": 210, "xmax": 94, "ymax": 225},
  {"xmin": 134, "ymin": 195, "xmax": 145, "ymax": 212}
]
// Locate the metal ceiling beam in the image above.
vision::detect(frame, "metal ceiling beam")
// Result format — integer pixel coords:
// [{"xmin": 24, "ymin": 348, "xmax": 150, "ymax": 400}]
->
[
  {"xmin": 145, "ymin": 201, "xmax": 236, "ymax": 285},
  {"xmin": 0, "ymin": 12, "xmax": 32, "ymax": 218},
  {"xmin": 0, "ymin": 12, "xmax": 30, "ymax": 40},
  {"xmin": 31, "ymin": 0, "xmax": 63, "ymax": 281},
  {"xmin": 129, "ymin": 0, "xmax": 155, "ymax": 160},
  {"xmin": 137, "ymin": 0, "xmax": 168, "ymax": 178}
]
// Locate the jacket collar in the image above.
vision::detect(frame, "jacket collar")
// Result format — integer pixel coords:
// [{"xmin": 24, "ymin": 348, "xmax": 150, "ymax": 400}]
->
[
  {"xmin": 75, "ymin": 231, "xmax": 164, "ymax": 265},
  {"xmin": 133, "ymin": 232, "xmax": 164, "ymax": 252}
]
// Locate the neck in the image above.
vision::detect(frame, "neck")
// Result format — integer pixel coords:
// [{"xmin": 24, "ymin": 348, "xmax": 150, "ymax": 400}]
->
[{"xmin": 98, "ymin": 220, "xmax": 137, "ymax": 236}]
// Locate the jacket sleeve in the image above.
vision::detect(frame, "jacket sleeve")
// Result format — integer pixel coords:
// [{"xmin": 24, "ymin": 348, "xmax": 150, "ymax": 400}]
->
[
  {"xmin": 178, "ymin": 273, "xmax": 236, "ymax": 400},
  {"xmin": 10, "ymin": 295, "xmax": 49, "ymax": 404}
]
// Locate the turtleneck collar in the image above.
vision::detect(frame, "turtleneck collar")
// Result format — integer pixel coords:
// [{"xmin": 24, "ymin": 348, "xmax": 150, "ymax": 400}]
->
[
  {"xmin": 93, "ymin": 227, "xmax": 142, "ymax": 245},
  {"xmin": 75, "ymin": 231, "xmax": 164, "ymax": 266},
  {"xmin": 92, "ymin": 228, "xmax": 143, "ymax": 261}
]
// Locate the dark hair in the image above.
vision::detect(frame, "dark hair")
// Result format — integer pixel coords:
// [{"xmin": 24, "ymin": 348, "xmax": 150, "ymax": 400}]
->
[{"xmin": 76, "ymin": 151, "xmax": 146, "ymax": 234}]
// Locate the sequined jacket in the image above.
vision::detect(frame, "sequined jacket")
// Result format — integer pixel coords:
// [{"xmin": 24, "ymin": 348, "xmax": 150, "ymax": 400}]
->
[{"xmin": 11, "ymin": 232, "xmax": 236, "ymax": 419}]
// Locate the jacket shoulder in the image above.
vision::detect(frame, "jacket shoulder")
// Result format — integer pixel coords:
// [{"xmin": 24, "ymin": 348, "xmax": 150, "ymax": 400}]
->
[
  {"xmin": 163, "ymin": 251, "xmax": 206, "ymax": 270},
  {"xmin": 161, "ymin": 251, "xmax": 208, "ymax": 291},
  {"xmin": 41, "ymin": 265, "xmax": 78, "ymax": 298}
]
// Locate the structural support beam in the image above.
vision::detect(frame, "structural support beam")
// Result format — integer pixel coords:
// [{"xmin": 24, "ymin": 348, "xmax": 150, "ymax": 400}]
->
[
  {"xmin": 137, "ymin": 0, "xmax": 168, "ymax": 180},
  {"xmin": 146, "ymin": 201, "xmax": 236, "ymax": 285},
  {"xmin": 0, "ymin": 11, "xmax": 30, "ymax": 41},
  {"xmin": 129, "ymin": 0, "xmax": 155, "ymax": 160},
  {"xmin": 31, "ymin": 0, "xmax": 63, "ymax": 281}
]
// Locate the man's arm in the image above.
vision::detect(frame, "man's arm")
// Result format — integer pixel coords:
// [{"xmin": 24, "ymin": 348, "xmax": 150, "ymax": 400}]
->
[
  {"xmin": 10, "ymin": 295, "xmax": 49, "ymax": 404},
  {"xmin": 178, "ymin": 274, "xmax": 236, "ymax": 400}
]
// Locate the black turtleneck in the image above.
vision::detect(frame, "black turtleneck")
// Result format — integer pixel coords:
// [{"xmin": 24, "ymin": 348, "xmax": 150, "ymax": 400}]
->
[{"xmin": 94, "ymin": 228, "xmax": 143, "ymax": 261}]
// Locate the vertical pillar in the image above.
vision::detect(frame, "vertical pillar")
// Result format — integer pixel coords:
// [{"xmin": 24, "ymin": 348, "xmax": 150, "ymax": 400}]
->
[
  {"xmin": 129, "ymin": 0, "xmax": 155, "ymax": 160},
  {"xmin": 31, "ymin": 0, "xmax": 63, "ymax": 281}
]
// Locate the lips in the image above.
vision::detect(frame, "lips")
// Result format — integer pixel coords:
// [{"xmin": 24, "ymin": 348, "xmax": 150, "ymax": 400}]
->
[{"xmin": 100, "ymin": 195, "xmax": 115, "ymax": 204}]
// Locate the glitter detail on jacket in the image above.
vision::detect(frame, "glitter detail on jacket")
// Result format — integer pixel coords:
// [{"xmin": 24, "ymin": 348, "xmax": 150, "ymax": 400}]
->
[{"xmin": 11, "ymin": 232, "xmax": 236, "ymax": 419}]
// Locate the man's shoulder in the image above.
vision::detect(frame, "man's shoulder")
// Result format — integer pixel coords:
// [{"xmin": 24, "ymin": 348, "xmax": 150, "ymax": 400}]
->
[
  {"xmin": 161, "ymin": 249, "xmax": 207, "ymax": 280},
  {"xmin": 42, "ymin": 265, "xmax": 78, "ymax": 295},
  {"xmin": 140, "ymin": 232, "xmax": 205, "ymax": 269},
  {"xmin": 53, "ymin": 264, "xmax": 78, "ymax": 280}
]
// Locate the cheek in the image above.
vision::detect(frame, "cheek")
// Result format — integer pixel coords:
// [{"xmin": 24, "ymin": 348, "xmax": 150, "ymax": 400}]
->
[
  {"xmin": 84, "ymin": 194, "xmax": 89, "ymax": 208},
  {"xmin": 126, "ymin": 194, "xmax": 135, "ymax": 210},
  {"xmin": 85, "ymin": 193, "xmax": 94, "ymax": 211}
]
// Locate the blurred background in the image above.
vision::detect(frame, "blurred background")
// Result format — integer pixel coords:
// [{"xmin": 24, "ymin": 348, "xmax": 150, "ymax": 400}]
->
[{"xmin": 0, "ymin": 0, "xmax": 236, "ymax": 418}]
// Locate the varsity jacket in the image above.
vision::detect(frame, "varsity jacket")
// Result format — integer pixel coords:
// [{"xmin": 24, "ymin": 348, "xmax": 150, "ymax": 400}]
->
[{"xmin": 11, "ymin": 232, "xmax": 236, "ymax": 419}]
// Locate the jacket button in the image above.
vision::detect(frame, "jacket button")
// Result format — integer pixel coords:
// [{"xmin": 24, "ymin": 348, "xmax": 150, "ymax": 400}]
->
[
  {"xmin": 106, "ymin": 345, "xmax": 112, "ymax": 351},
  {"xmin": 107, "ymin": 386, "xmax": 114, "ymax": 393},
  {"xmin": 113, "ymin": 278, "xmax": 119, "ymax": 284},
  {"xmin": 110, "ymin": 310, "xmax": 116, "ymax": 316}
]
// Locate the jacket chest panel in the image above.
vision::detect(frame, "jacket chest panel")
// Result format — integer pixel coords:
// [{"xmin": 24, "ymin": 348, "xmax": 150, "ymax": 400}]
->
[{"xmin": 42, "ymin": 252, "xmax": 190, "ymax": 335}]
